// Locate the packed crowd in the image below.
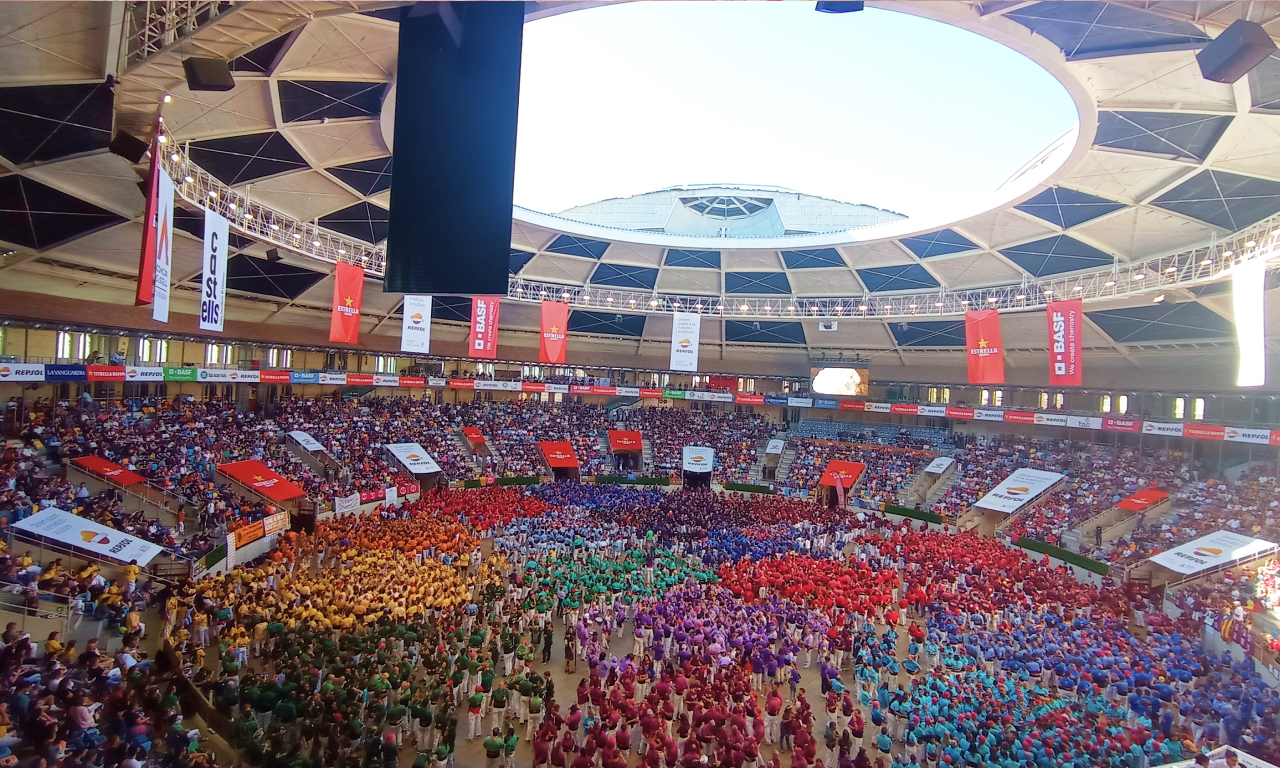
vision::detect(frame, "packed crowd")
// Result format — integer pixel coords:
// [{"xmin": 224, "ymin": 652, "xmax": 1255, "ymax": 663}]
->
[
  {"xmin": 781, "ymin": 441, "xmax": 933, "ymax": 506},
  {"xmin": 928, "ymin": 437, "xmax": 1072, "ymax": 521},
  {"xmin": 441, "ymin": 401, "xmax": 612, "ymax": 477},
  {"xmin": 618, "ymin": 408, "xmax": 777, "ymax": 483}
]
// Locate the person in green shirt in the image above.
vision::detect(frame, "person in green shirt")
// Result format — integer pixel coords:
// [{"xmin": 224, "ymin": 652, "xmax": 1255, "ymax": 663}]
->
[
  {"xmin": 489, "ymin": 681, "xmax": 510, "ymax": 731},
  {"xmin": 467, "ymin": 687, "xmax": 485, "ymax": 740},
  {"xmin": 254, "ymin": 687, "xmax": 277, "ymax": 731},
  {"xmin": 502, "ymin": 725, "xmax": 518, "ymax": 768},
  {"xmin": 525, "ymin": 693, "xmax": 542, "ymax": 741},
  {"xmin": 516, "ymin": 676, "xmax": 534, "ymax": 723},
  {"xmin": 482, "ymin": 727, "xmax": 504, "ymax": 768}
]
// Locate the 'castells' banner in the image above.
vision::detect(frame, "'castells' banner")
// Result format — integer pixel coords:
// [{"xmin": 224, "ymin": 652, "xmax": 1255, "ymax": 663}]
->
[
  {"xmin": 669, "ymin": 312, "xmax": 701, "ymax": 372},
  {"xmin": 1046, "ymin": 299, "xmax": 1082, "ymax": 387},
  {"xmin": 199, "ymin": 208, "xmax": 229, "ymax": 332},
  {"xmin": 400, "ymin": 295, "xmax": 432, "ymax": 354}
]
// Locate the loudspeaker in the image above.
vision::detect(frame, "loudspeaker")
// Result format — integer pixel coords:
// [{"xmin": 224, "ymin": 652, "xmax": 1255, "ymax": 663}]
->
[
  {"xmin": 265, "ymin": 248, "xmax": 283, "ymax": 262},
  {"xmin": 1197, "ymin": 19, "xmax": 1276, "ymax": 84},
  {"xmin": 109, "ymin": 131, "xmax": 149, "ymax": 164},
  {"xmin": 384, "ymin": 2, "xmax": 525, "ymax": 295},
  {"xmin": 182, "ymin": 57, "xmax": 235, "ymax": 91},
  {"xmin": 815, "ymin": 1, "xmax": 864, "ymax": 12}
]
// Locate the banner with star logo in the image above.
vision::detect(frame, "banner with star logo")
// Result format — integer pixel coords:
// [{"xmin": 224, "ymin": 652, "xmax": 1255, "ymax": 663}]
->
[
  {"xmin": 964, "ymin": 309, "xmax": 1005, "ymax": 385},
  {"xmin": 539, "ymin": 300, "xmax": 570, "ymax": 364},
  {"xmin": 217, "ymin": 460, "xmax": 305, "ymax": 502},
  {"xmin": 329, "ymin": 261, "xmax": 365, "ymax": 344}
]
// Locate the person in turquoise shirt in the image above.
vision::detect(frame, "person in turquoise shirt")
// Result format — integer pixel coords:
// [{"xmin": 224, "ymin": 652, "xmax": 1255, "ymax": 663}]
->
[{"xmin": 876, "ymin": 727, "xmax": 892, "ymax": 755}]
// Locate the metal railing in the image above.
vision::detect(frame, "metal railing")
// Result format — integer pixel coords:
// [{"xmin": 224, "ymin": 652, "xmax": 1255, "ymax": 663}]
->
[{"xmin": 124, "ymin": 1, "xmax": 233, "ymax": 69}]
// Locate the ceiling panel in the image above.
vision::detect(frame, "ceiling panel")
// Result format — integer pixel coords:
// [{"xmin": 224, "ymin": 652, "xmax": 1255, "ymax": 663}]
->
[
  {"xmin": 522, "ymin": 254, "xmax": 597, "ymax": 284},
  {"xmin": 655, "ymin": 268, "xmax": 721, "ymax": 295},
  {"xmin": 1014, "ymin": 187, "xmax": 1126, "ymax": 228},
  {"xmin": 1151, "ymin": 169, "xmax": 1280, "ymax": 230},
  {"xmin": 835, "ymin": 240, "xmax": 913, "ymax": 269},
  {"xmin": 164, "ymin": 80, "xmax": 276, "ymax": 141},
  {"xmin": 0, "ymin": 175, "xmax": 125, "ymax": 251},
  {"xmin": 282, "ymin": 119, "xmax": 388, "ymax": 168},
  {"xmin": 664, "ymin": 249, "xmax": 720, "ymax": 269},
  {"xmin": 245, "ymin": 169, "xmax": 361, "ymax": 222},
  {"xmin": 1095, "ymin": 111, "xmax": 1232, "ymax": 162},
  {"xmin": 952, "ymin": 208, "xmax": 1059, "ymax": 248},
  {"xmin": 274, "ymin": 16, "xmax": 398, "ymax": 81},
  {"xmin": 0, "ymin": 2, "xmax": 111, "ymax": 83},
  {"xmin": 924, "ymin": 252, "xmax": 1026, "ymax": 289},
  {"xmin": 786, "ymin": 269, "xmax": 863, "ymax": 296},
  {"xmin": 590, "ymin": 263, "xmax": 658, "ymax": 290},
  {"xmin": 189, "ymin": 132, "xmax": 309, "ymax": 186},
  {"xmin": 599, "ymin": 242, "xmax": 663, "ymax": 267},
  {"xmin": 724, "ymin": 320, "xmax": 806, "ymax": 345},
  {"xmin": 1059, "ymin": 149, "xmax": 1192, "ymax": 204},
  {"xmin": 999, "ymin": 235, "xmax": 1114, "ymax": 276},
  {"xmin": 317, "ymin": 201, "xmax": 389, "ymax": 243},
  {"xmin": 1210, "ymin": 114, "xmax": 1280, "ymax": 181},
  {"xmin": 0, "ymin": 82, "xmax": 113, "ymax": 164},
  {"xmin": 23, "ymin": 153, "xmax": 146, "ymax": 219},
  {"xmin": 278, "ymin": 81, "xmax": 387, "ymax": 123},
  {"xmin": 890, "ymin": 320, "xmax": 967, "ymax": 347},
  {"xmin": 856, "ymin": 264, "xmax": 940, "ymax": 292},
  {"xmin": 898, "ymin": 229, "xmax": 978, "ymax": 258},
  {"xmin": 1071, "ymin": 205, "xmax": 1215, "ymax": 260},
  {"xmin": 1087, "ymin": 301, "xmax": 1234, "ymax": 342},
  {"xmin": 1003, "ymin": 2, "xmax": 1209, "ymax": 61},
  {"xmin": 1069, "ymin": 49, "xmax": 1236, "ymax": 112},
  {"xmin": 724, "ymin": 272, "xmax": 791, "ymax": 295},
  {"xmin": 721, "ymin": 249, "xmax": 782, "ymax": 270}
]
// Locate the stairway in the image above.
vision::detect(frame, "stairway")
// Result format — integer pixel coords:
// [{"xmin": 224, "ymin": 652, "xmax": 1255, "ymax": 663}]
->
[
  {"xmin": 454, "ymin": 431, "xmax": 485, "ymax": 473},
  {"xmin": 642, "ymin": 439, "xmax": 653, "ymax": 473},
  {"xmin": 747, "ymin": 438, "xmax": 770, "ymax": 483},
  {"xmin": 776, "ymin": 445, "xmax": 798, "ymax": 486}
]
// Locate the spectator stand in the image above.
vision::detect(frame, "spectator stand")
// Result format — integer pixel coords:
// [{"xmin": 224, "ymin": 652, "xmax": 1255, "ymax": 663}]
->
[
  {"xmin": 902, "ymin": 455, "xmax": 957, "ymax": 509},
  {"xmin": 383, "ymin": 442, "xmax": 445, "ymax": 493},
  {"xmin": 66, "ymin": 456, "xmax": 179, "ymax": 528},
  {"xmin": 460, "ymin": 425, "xmax": 492, "ymax": 468},
  {"xmin": 539, "ymin": 441, "xmax": 580, "ymax": 481},
  {"xmin": 1061, "ymin": 488, "xmax": 1173, "ymax": 553},
  {"xmin": 605, "ymin": 429, "xmax": 643, "ymax": 474}
]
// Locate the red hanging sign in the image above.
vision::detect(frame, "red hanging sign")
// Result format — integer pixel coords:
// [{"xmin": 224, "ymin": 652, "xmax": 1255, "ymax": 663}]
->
[
  {"xmin": 328, "ymin": 261, "xmax": 365, "ymax": 344},
  {"xmin": 1046, "ymin": 299, "xmax": 1083, "ymax": 386},
  {"xmin": 136, "ymin": 137, "xmax": 160, "ymax": 306},
  {"xmin": 539, "ymin": 300, "xmax": 569, "ymax": 364},
  {"xmin": 965, "ymin": 309, "xmax": 1005, "ymax": 385},
  {"xmin": 469, "ymin": 296, "xmax": 501, "ymax": 359}
]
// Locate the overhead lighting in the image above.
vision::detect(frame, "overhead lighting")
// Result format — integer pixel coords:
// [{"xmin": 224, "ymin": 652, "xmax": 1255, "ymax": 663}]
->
[
  {"xmin": 1043, "ymin": 289, "xmax": 1053, "ymax": 295},
  {"xmin": 1104, "ymin": 281, "xmax": 1115, "ymax": 287},
  {"xmin": 606, "ymin": 296, "xmax": 614, "ymax": 302},
  {"xmin": 987, "ymin": 297, "xmax": 997, "ymax": 302},
  {"xmin": 169, "ymin": 152, "xmax": 180, "ymax": 162},
  {"xmin": 787, "ymin": 305, "xmax": 796, "ymax": 311},
  {"xmin": 156, "ymin": 134, "xmax": 168, "ymax": 144},
  {"xmin": 1247, "ymin": 241, "xmax": 1257, "ymax": 248},
  {"xmin": 628, "ymin": 298, "xmax": 636, "ymax": 304},
  {"xmin": 935, "ymin": 301, "xmax": 944, "ymax": 307},
  {"xmin": 883, "ymin": 304, "xmax": 891, "ymax": 310},
  {"xmin": 1073, "ymin": 285, "xmax": 1083, "ymax": 291},
  {"xmin": 183, "ymin": 175, "xmax": 193, "ymax": 183},
  {"xmin": 207, "ymin": 191, "xmax": 217, "ymax": 199},
  {"xmin": 312, "ymin": 240, "xmax": 321, "ymax": 247},
  {"xmin": 270, "ymin": 224, "xmax": 279, "ymax": 231},
  {"xmin": 908, "ymin": 304, "xmax": 917, "ymax": 309},
  {"xmin": 649, "ymin": 299, "xmax": 658, "ymax": 307},
  {"xmin": 1015, "ymin": 294, "xmax": 1025, "ymax": 300},
  {"xmin": 229, "ymin": 203, "xmax": 236, "ymax": 211},
  {"xmin": 562, "ymin": 292, "xmax": 570, "ymax": 299},
  {"xmin": 292, "ymin": 232, "xmax": 301, "ymax": 239},
  {"xmin": 337, "ymin": 248, "xmax": 345, "ymax": 255},
  {"xmin": 960, "ymin": 299, "xmax": 969, "ymax": 304},
  {"xmin": 1200, "ymin": 259, "xmax": 1213, "ymax": 266},
  {"xmin": 716, "ymin": 304, "xmax": 725, "ymax": 311},
  {"xmin": 810, "ymin": 306, "xmax": 819, "ymax": 312},
  {"xmin": 858, "ymin": 304, "xmax": 867, "ymax": 311},
  {"xmin": 694, "ymin": 303, "xmax": 703, "ymax": 311},
  {"xmin": 1153, "ymin": 294, "xmax": 1165, "ymax": 303},
  {"xmin": 1165, "ymin": 266, "xmax": 1177, "ymax": 273},
  {"xmin": 1133, "ymin": 274, "xmax": 1145, "ymax": 280},
  {"xmin": 763, "ymin": 305, "xmax": 772, "ymax": 312},
  {"xmin": 1224, "ymin": 250, "xmax": 1234, "ymax": 257},
  {"xmin": 739, "ymin": 304, "xmax": 750, "ymax": 311},
  {"xmin": 162, "ymin": 93, "xmax": 173, "ymax": 103}
]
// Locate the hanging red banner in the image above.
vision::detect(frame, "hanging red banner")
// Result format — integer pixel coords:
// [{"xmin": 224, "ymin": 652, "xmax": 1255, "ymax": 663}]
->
[
  {"xmin": 1046, "ymin": 299, "xmax": 1083, "ymax": 386},
  {"xmin": 136, "ymin": 137, "xmax": 160, "ymax": 306},
  {"xmin": 469, "ymin": 296, "xmax": 500, "ymax": 359},
  {"xmin": 965, "ymin": 309, "xmax": 1005, "ymax": 385},
  {"xmin": 328, "ymin": 261, "xmax": 365, "ymax": 344},
  {"xmin": 539, "ymin": 300, "xmax": 569, "ymax": 364}
]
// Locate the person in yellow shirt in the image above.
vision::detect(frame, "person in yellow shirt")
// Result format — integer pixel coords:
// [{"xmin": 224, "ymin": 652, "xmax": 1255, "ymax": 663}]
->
[
  {"xmin": 44, "ymin": 631, "xmax": 63, "ymax": 659},
  {"xmin": 122, "ymin": 560, "xmax": 141, "ymax": 591}
]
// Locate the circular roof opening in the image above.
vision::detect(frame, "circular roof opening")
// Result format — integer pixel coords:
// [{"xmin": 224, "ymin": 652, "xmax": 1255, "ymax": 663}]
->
[{"xmin": 514, "ymin": 3, "xmax": 1080, "ymax": 244}]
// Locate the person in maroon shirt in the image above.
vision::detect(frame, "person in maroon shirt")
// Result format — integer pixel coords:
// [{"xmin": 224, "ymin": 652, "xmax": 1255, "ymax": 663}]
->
[{"xmin": 533, "ymin": 733, "xmax": 551, "ymax": 768}]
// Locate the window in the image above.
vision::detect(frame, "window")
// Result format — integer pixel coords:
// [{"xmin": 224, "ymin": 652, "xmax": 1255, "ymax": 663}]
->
[
  {"xmin": 139, "ymin": 337, "xmax": 168, "ymax": 363},
  {"xmin": 941, "ymin": 387, "xmax": 950, "ymax": 404},
  {"xmin": 1101, "ymin": 395, "xmax": 1112, "ymax": 413},
  {"xmin": 267, "ymin": 348, "xmax": 291, "ymax": 368},
  {"xmin": 1117, "ymin": 395, "xmax": 1128, "ymax": 415},
  {"xmin": 206, "ymin": 344, "xmax": 232, "ymax": 365},
  {"xmin": 1038, "ymin": 391, "xmax": 1048, "ymax": 409},
  {"xmin": 1193, "ymin": 397, "xmax": 1205, "ymax": 420},
  {"xmin": 1054, "ymin": 392, "xmax": 1064, "ymax": 409},
  {"xmin": 993, "ymin": 390, "xmax": 1004, "ymax": 407},
  {"xmin": 928, "ymin": 387, "xmax": 938, "ymax": 404},
  {"xmin": 475, "ymin": 363, "xmax": 494, "ymax": 376},
  {"xmin": 1173, "ymin": 397, "xmax": 1185, "ymax": 420},
  {"xmin": 56, "ymin": 331, "xmax": 90, "ymax": 360},
  {"xmin": 375, "ymin": 355, "xmax": 397, "ymax": 374},
  {"xmin": 980, "ymin": 389, "xmax": 990, "ymax": 406}
]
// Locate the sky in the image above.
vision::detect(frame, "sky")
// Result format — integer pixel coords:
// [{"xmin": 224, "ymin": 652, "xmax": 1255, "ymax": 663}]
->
[{"xmin": 514, "ymin": 3, "xmax": 1079, "ymax": 227}]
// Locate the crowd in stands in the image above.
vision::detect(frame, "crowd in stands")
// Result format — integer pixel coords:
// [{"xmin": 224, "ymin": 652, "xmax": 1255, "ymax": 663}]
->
[
  {"xmin": 441, "ymin": 401, "xmax": 612, "ymax": 476},
  {"xmin": 618, "ymin": 408, "xmax": 776, "ymax": 483},
  {"xmin": 781, "ymin": 440, "xmax": 933, "ymax": 507},
  {"xmin": 928, "ymin": 437, "xmax": 1072, "ymax": 520}
]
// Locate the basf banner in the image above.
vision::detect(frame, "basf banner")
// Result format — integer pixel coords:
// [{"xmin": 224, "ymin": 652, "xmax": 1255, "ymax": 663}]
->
[
  {"xmin": 469, "ymin": 296, "xmax": 500, "ymax": 359},
  {"xmin": 682, "ymin": 446, "xmax": 714, "ymax": 473},
  {"xmin": 15, "ymin": 508, "xmax": 163, "ymax": 565},
  {"xmin": 400, "ymin": 295, "xmax": 432, "ymax": 354},
  {"xmin": 1149, "ymin": 530, "xmax": 1277, "ymax": 575},
  {"xmin": 973, "ymin": 468, "xmax": 1065, "ymax": 514},
  {"xmin": 1046, "ymin": 299, "xmax": 1082, "ymax": 386},
  {"xmin": 199, "ymin": 208, "xmax": 229, "ymax": 332},
  {"xmin": 385, "ymin": 442, "xmax": 442, "ymax": 474},
  {"xmin": 670, "ymin": 312, "xmax": 701, "ymax": 372}
]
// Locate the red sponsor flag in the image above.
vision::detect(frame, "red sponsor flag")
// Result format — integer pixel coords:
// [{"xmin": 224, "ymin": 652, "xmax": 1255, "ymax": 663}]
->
[
  {"xmin": 1046, "ymin": 299, "xmax": 1083, "ymax": 386},
  {"xmin": 965, "ymin": 309, "xmax": 1005, "ymax": 385},
  {"xmin": 329, "ymin": 261, "xmax": 365, "ymax": 344},
  {"xmin": 539, "ymin": 300, "xmax": 569, "ymax": 364},
  {"xmin": 136, "ymin": 137, "xmax": 159, "ymax": 306},
  {"xmin": 469, "ymin": 296, "xmax": 500, "ymax": 359}
]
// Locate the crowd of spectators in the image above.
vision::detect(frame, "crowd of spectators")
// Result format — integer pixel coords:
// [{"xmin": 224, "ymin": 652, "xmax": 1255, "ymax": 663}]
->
[
  {"xmin": 781, "ymin": 439, "xmax": 934, "ymax": 506},
  {"xmin": 440, "ymin": 400, "xmax": 612, "ymax": 476},
  {"xmin": 617, "ymin": 407, "xmax": 776, "ymax": 482},
  {"xmin": 928, "ymin": 436, "xmax": 1072, "ymax": 520}
]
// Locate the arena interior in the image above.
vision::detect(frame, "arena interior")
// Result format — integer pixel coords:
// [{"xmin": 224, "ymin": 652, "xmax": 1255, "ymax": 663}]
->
[{"xmin": 3, "ymin": 2, "xmax": 1280, "ymax": 768}]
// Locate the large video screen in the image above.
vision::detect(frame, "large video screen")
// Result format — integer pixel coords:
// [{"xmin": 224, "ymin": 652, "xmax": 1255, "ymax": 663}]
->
[{"xmin": 810, "ymin": 367, "xmax": 870, "ymax": 397}]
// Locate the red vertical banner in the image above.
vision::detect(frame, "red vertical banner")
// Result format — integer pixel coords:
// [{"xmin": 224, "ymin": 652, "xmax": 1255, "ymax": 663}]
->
[
  {"xmin": 135, "ymin": 140, "xmax": 159, "ymax": 306},
  {"xmin": 965, "ymin": 309, "xmax": 1005, "ymax": 385},
  {"xmin": 469, "ymin": 296, "xmax": 501, "ymax": 359},
  {"xmin": 539, "ymin": 300, "xmax": 569, "ymax": 364},
  {"xmin": 328, "ymin": 261, "xmax": 365, "ymax": 344},
  {"xmin": 1046, "ymin": 299, "xmax": 1083, "ymax": 386}
]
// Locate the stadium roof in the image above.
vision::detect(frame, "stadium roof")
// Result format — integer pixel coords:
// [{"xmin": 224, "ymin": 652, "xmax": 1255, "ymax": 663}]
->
[{"xmin": 0, "ymin": 1, "xmax": 1278, "ymax": 380}]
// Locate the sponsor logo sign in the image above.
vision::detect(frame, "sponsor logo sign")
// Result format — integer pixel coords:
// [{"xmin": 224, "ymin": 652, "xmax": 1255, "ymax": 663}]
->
[
  {"xmin": 1149, "ymin": 530, "xmax": 1278, "ymax": 575},
  {"xmin": 682, "ymin": 446, "xmax": 715, "ymax": 473},
  {"xmin": 973, "ymin": 468, "xmax": 1065, "ymax": 514}
]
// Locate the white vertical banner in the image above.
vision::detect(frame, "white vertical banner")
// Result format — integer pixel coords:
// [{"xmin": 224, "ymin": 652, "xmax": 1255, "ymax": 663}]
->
[
  {"xmin": 669, "ymin": 312, "xmax": 701, "ymax": 372},
  {"xmin": 199, "ymin": 208, "xmax": 229, "ymax": 332},
  {"xmin": 1234, "ymin": 256, "xmax": 1266, "ymax": 387},
  {"xmin": 151, "ymin": 170, "xmax": 175, "ymax": 323},
  {"xmin": 401, "ymin": 295, "xmax": 432, "ymax": 353}
]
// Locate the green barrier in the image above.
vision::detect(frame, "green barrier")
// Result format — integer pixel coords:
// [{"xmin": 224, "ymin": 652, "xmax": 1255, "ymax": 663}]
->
[
  {"xmin": 1014, "ymin": 537, "xmax": 1110, "ymax": 576},
  {"xmin": 495, "ymin": 476, "xmax": 542, "ymax": 487},
  {"xmin": 723, "ymin": 482, "xmax": 774, "ymax": 494},
  {"xmin": 593, "ymin": 476, "xmax": 671, "ymax": 486},
  {"xmin": 203, "ymin": 544, "xmax": 227, "ymax": 569},
  {"xmin": 883, "ymin": 504, "xmax": 944, "ymax": 525},
  {"xmin": 461, "ymin": 479, "xmax": 482, "ymax": 489}
]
